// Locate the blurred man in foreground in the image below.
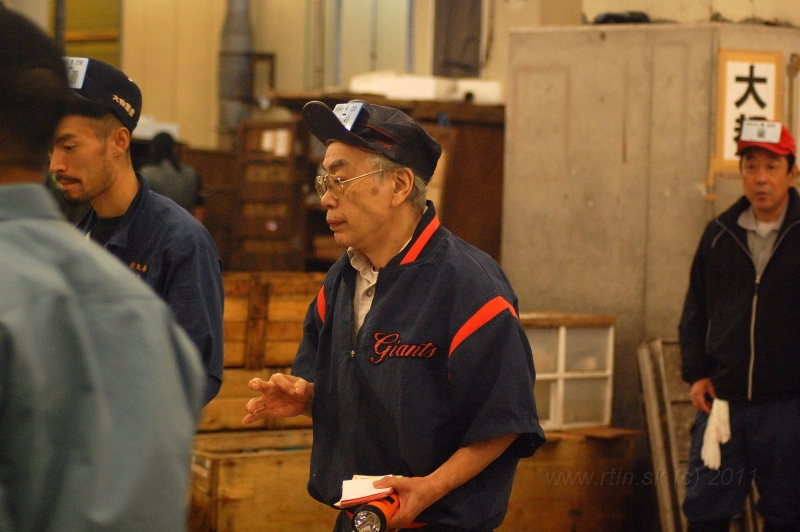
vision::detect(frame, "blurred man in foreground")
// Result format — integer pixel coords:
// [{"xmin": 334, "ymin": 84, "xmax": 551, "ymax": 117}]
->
[{"xmin": 0, "ymin": 6, "xmax": 204, "ymax": 530}]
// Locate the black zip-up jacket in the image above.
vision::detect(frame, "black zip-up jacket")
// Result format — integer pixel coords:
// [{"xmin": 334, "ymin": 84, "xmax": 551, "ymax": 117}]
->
[{"xmin": 680, "ymin": 188, "xmax": 800, "ymax": 402}]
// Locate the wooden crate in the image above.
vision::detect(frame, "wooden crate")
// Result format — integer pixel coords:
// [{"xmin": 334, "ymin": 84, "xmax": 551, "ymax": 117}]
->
[
  {"xmin": 228, "ymin": 120, "xmax": 309, "ymax": 272},
  {"xmin": 499, "ymin": 427, "xmax": 640, "ymax": 531},
  {"xmin": 190, "ymin": 429, "xmax": 339, "ymax": 532},
  {"xmin": 228, "ymin": 249, "xmax": 305, "ymax": 272},
  {"xmin": 203, "ymin": 272, "xmax": 324, "ymax": 433},
  {"xmin": 182, "ymin": 148, "xmax": 238, "ymax": 269},
  {"xmin": 190, "ymin": 426, "xmax": 640, "ymax": 532},
  {"xmin": 222, "ymin": 271, "xmax": 325, "ymax": 369}
]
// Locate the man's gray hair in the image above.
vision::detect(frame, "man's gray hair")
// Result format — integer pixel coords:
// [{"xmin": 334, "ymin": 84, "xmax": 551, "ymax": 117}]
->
[{"xmin": 367, "ymin": 152, "xmax": 428, "ymax": 212}]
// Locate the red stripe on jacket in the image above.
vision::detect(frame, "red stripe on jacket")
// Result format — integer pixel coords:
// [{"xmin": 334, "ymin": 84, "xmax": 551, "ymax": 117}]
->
[
  {"xmin": 316, "ymin": 286, "xmax": 325, "ymax": 323},
  {"xmin": 400, "ymin": 216, "xmax": 440, "ymax": 265},
  {"xmin": 449, "ymin": 296, "xmax": 518, "ymax": 357}
]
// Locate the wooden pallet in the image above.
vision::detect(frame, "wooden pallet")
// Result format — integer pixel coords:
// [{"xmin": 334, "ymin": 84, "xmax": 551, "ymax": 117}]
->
[
  {"xmin": 192, "ymin": 272, "xmax": 325, "ymax": 531},
  {"xmin": 499, "ymin": 427, "xmax": 640, "ymax": 531}
]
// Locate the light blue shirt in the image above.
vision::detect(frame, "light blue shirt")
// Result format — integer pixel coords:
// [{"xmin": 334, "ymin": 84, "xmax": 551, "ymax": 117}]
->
[
  {"xmin": 0, "ymin": 184, "xmax": 204, "ymax": 531},
  {"xmin": 737, "ymin": 205, "xmax": 787, "ymax": 278}
]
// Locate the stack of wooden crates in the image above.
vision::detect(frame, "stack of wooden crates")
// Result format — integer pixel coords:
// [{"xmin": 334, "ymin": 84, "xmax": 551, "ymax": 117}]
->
[
  {"xmin": 190, "ymin": 271, "xmax": 339, "ymax": 532},
  {"xmin": 227, "ymin": 120, "xmax": 313, "ymax": 271}
]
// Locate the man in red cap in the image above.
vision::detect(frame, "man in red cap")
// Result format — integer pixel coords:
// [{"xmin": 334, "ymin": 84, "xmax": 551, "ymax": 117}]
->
[{"xmin": 679, "ymin": 120, "xmax": 800, "ymax": 532}]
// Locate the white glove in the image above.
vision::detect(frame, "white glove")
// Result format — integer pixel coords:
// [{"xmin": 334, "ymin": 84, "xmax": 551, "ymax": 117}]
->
[{"xmin": 701, "ymin": 398, "xmax": 730, "ymax": 470}]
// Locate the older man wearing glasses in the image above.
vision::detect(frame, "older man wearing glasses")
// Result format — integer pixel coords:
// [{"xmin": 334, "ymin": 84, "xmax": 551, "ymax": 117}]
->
[{"xmin": 245, "ymin": 100, "xmax": 544, "ymax": 532}]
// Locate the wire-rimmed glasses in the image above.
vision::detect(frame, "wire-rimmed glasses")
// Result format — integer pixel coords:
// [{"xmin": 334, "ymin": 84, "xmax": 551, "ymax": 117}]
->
[{"xmin": 314, "ymin": 169, "xmax": 384, "ymax": 199}]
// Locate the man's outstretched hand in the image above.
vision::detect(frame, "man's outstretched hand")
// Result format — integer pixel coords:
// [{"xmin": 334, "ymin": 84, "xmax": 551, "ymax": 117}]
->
[{"xmin": 243, "ymin": 373, "xmax": 314, "ymax": 424}]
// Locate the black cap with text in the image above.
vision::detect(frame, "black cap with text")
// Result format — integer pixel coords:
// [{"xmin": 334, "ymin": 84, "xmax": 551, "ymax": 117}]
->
[
  {"xmin": 64, "ymin": 57, "xmax": 142, "ymax": 132},
  {"xmin": 302, "ymin": 100, "xmax": 442, "ymax": 182}
]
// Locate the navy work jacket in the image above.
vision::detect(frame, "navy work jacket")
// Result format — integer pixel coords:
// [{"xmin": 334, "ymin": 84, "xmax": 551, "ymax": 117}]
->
[{"xmin": 77, "ymin": 174, "xmax": 224, "ymax": 403}]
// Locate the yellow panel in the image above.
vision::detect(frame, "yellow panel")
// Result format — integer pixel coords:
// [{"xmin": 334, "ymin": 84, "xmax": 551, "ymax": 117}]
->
[
  {"xmin": 58, "ymin": 0, "xmax": 120, "ymax": 66},
  {"xmin": 64, "ymin": 42, "xmax": 119, "ymax": 67},
  {"xmin": 66, "ymin": 0, "xmax": 120, "ymax": 32},
  {"xmin": 174, "ymin": 0, "xmax": 224, "ymax": 147},
  {"xmin": 122, "ymin": 0, "xmax": 226, "ymax": 148}
]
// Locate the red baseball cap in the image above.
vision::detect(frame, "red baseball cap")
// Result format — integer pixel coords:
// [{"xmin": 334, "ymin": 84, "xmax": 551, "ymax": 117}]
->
[{"xmin": 737, "ymin": 120, "xmax": 796, "ymax": 157}]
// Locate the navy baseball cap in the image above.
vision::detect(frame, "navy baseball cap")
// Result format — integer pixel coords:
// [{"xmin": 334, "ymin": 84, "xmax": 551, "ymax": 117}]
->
[
  {"xmin": 302, "ymin": 100, "xmax": 442, "ymax": 182},
  {"xmin": 64, "ymin": 57, "xmax": 142, "ymax": 132}
]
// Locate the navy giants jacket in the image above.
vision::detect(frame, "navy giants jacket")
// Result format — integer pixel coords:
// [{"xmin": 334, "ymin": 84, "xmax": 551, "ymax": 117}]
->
[
  {"xmin": 292, "ymin": 201, "xmax": 545, "ymax": 530},
  {"xmin": 77, "ymin": 174, "xmax": 224, "ymax": 404},
  {"xmin": 680, "ymin": 188, "xmax": 800, "ymax": 403}
]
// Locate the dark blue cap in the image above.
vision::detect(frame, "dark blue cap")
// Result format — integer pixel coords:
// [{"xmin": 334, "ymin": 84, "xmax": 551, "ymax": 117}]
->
[
  {"xmin": 302, "ymin": 100, "xmax": 442, "ymax": 182},
  {"xmin": 65, "ymin": 57, "xmax": 142, "ymax": 132}
]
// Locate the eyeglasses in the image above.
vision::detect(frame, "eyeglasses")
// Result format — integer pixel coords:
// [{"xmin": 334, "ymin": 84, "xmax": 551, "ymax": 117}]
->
[{"xmin": 314, "ymin": 169, "xmax": 384, "ymax": 199}]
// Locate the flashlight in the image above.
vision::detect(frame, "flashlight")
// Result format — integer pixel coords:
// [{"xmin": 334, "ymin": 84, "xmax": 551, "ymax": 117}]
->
[{"xmin": 351, "ymin": 494, "xmax": 401, "ymax": 532}]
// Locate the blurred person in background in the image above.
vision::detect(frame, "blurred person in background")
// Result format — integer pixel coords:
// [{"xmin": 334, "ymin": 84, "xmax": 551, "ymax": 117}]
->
[{"xmin": 140, "ymin": 131, "xmax": 206, "ymax": 222}]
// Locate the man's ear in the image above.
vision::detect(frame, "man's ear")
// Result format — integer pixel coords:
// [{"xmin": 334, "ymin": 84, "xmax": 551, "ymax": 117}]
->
[
  {"xmin": 390, "ymin": 167, "xmax": 414, "ymax": 207},
  {"xmin": 110, "ymin": 125, "xmax": 131, "ymax": 156}
]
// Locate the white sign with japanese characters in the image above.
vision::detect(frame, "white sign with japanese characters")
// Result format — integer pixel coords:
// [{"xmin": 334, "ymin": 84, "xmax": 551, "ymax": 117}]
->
[{"xmin": 714, "ymin": 49, "xmax": 783, "ymax": 173}]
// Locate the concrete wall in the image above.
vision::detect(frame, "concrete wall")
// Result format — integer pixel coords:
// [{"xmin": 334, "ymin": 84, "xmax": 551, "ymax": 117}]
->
[
  {"xmin": 584, "ymin": 0, "xmax": 800, "ymax": 25},
  {"xmin": 503, "ymin": 25, "xmax": 800, "ymax": 527},
  {"xmin": 482, "ymin": 0, "xmax": 583, "ymax": 100},
  {"xmin": 504, "ymin": 20, "xmax": 800, "ymax": 432}
]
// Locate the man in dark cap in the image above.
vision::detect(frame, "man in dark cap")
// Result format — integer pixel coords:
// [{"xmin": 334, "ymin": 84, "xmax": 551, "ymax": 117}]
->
[
  {"xmin": 680, "ymin": 119, "xmax": 800, "ymax": 532},
  {"xmin": 0, "ymin": 5, "xmax": 204, "ymax": 530},
  {"xmin": 245, "ymin": 100, "xmax": 544, "ymax": 531},
  {"xmin": 49, "ymin": 56, "xmax": 224, "ymax": 404}
]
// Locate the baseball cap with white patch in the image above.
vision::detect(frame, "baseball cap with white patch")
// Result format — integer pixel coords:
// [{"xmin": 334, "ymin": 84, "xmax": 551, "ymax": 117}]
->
[
  {"xmin": 64, "ymin": 57, "xmax": 142, "ymax": 132},
  {"xmin": 737, "ymin": 119, "xmax": 796, "ymax": 157}
]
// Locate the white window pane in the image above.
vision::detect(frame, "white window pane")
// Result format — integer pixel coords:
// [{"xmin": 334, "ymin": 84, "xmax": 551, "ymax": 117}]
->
[
  {"xmin": 565, "ymin": 327, "xmax": 609, "ymax": 372},
  {"xmin": 563, "ymin": 378, "xmax": 608, "ymax": 425},
  {"xmin": 526, "ymin": 328, "xmax": 558, "ymax": 374}
]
